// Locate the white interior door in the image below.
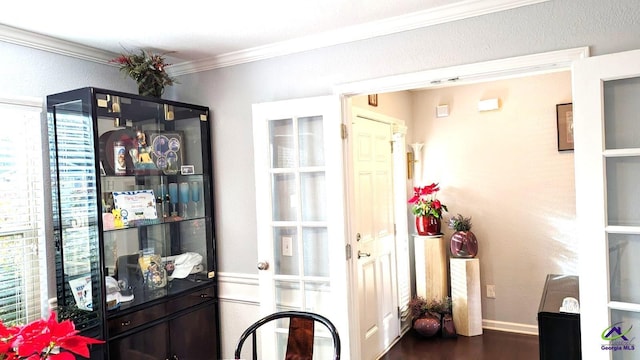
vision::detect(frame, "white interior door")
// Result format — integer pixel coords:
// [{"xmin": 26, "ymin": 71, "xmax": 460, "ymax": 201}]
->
[
  {"xmin": 252, "ymin": 96, "xmax": 350, "ymax": 359},
  {"xmin": 574, "ymin": 49, "xmax": 640, "ymax": 359},
  {"xmin": 350, "ymin": 114, "xmax": 399, "ymax": 360}
]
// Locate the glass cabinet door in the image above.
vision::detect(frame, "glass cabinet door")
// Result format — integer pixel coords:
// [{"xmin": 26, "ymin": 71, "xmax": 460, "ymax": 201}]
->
[
  {"xmin": 94, "ymin": 92, "xmax": 213, "ymax": 310},
  {"xmin": 48, "ymin": 94, "xmax": 103, "ymax": 333}
]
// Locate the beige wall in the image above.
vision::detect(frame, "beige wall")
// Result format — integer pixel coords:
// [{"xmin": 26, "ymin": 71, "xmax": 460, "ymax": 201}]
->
[
  {"xmin": 410, "ymin": 71, "xmax": 576, "ymax": 326},
  {"xmin": 351, "ymin": 71, "xmax": 575, "ymax": 328}
]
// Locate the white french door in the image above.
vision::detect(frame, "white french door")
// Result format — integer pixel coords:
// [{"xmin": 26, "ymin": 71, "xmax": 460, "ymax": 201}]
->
[
  {"xmin": 574, "ymin": 49, "xmax": 640, "ymax": 360},
  {"xmin": 252, "ymin": 96, "xmax": 350, "ymax": 359}
]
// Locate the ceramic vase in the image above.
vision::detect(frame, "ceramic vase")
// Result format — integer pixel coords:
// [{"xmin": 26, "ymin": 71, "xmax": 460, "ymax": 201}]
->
[
  {"xmin": 416, "ymin": 216, "xmax": 441, "ymax": 236},
  {"xmin": 137, "ymin": 75, "xmax": 164, "ymax": 98},
  {"xmin": 413, "ymin": 313, "xmax": 441, "ymax": 337},
  {"xmin": 450, "ymin": 230, "xmax": 478, "ymax": 257}
]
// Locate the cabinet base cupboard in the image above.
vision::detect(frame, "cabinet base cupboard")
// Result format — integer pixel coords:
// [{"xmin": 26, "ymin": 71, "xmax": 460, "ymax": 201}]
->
[{"xmin": 47, "ymin": 87, "xmax": 219, "ymax": 359}]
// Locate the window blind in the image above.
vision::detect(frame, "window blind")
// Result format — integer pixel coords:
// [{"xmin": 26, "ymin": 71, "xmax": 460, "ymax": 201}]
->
[{"xmin": 0, "ymin": 98, "xmax": 46, "ymax": 326}]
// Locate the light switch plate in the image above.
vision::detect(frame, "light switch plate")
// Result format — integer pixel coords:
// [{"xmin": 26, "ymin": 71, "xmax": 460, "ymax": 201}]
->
[{"xmin": 282, "ymin": 236, "xmax": 293, "ymax": 257}]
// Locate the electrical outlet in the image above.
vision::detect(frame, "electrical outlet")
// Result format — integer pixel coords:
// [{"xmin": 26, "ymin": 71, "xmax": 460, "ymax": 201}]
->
[{"xmin": 487, "ymin": 285, "xmax": 496, "ymax": 298}]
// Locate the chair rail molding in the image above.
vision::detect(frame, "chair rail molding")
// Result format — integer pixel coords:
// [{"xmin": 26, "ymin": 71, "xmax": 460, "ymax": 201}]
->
[{"xmin": 218, "ymin": 272, "xmax": 260, "ymax": 305}]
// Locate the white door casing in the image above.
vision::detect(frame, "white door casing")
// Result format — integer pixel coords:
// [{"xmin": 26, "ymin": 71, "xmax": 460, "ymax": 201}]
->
[{"xmin": 348, "ymin": 111, "xmax": 400, "ymax": 360}]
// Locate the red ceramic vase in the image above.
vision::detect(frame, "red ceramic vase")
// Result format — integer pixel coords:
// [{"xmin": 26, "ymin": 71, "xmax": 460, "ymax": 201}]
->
[
  {"xmin": 416, "ymin": 216, "xmax": 441, "ymax": 236},
  {"xmin": 413, "ymin": 313, "xmax": 441, "ymax": 337},
  {"xmin": 450, "ymin": 230, "xmax": 478, "ymax": 257}
]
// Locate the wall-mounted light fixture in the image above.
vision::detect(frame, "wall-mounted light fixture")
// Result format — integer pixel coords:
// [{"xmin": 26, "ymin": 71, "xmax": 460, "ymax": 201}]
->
[
  {"xmin": 407, "ymin": 151, "xmax": 415, "ymax": 179},
  {"xmin": 409, "ymin": 143, "xmax": 424, "ymax": 184},
  {"xmin": 478, "ymin": 98, "xmax": 500, "ymax": 112}
]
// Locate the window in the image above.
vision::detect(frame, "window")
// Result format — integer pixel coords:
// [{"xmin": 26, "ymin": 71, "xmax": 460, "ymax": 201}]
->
[{"xmin": 0, "ymin": 98, "xmax": 47, "ymax": 326}]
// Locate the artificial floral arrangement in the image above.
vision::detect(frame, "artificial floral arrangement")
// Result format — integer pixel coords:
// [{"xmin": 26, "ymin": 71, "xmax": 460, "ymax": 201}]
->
[
  {"xmin": 0, "ymin": 312, "xmax": 103, "ymax": 359},
  {"xmin": 110, "ymin": 49, "xmax": 177, "ymax": 97},
  {"xmin": 408, "ymin": 182, "xmax": 448, "ymax": 218},
  {"xmin": 408, "ymin": 296, "xmax": 457, "ymax": 338},
  {"xmin": 409, "ymin": 296, "xmax": 452, "ymax": 319},
  {"xmin": 448, "ymin": 213, "xmax": 472, "ymax": 232}
]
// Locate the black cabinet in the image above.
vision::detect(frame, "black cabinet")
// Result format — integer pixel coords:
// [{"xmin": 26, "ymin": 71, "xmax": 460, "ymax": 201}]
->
[
  {"xmin": 108, "ymin": 300, "xmax": 217, "ymax": 359},
  {"xmin": 47, "ymin": 88, "xmax": 219, "ymax": 359},
  {"xmin": 538, "ymin": 274, "xmax": 581, "ymax": 360}
]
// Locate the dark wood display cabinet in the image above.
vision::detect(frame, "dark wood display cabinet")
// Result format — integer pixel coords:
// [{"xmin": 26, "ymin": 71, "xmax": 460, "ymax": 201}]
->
[{"xmin": 47, "ymin": 87, "xmax": 219, "ymax": 359}]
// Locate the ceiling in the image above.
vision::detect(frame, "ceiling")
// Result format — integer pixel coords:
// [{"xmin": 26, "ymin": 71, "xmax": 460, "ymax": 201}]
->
[{"xmin": 0, "ymin": 0, "xmax": 547, "ymax": 75}]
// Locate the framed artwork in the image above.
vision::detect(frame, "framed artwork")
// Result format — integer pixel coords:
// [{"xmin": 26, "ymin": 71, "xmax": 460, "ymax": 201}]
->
[
  {"xmin": 368, "ymin": 94, "xmax": 378, "ymax": 107},
  {"xmin": 556, "ymin": 103, "xmax": 574, "ymax": 151}
]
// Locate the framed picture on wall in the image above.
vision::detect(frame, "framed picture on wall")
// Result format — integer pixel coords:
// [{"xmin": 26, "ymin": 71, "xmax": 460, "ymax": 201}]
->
[
  {"xmin": 368, "ymin": 94, "xmax": 378, "ymax": 107},
  {"xmin": 556, "ymin": 103, "xmax": 574, "ymax": 151}
]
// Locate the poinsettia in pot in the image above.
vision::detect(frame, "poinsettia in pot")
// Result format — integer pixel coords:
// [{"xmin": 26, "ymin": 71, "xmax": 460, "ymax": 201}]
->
[
  {"xmin": 408, "ymin": 183, "xmax": 448, "ymax": 236},
  {"xmin": 0, "ymin": 311, "xmax": 103, "ymax": 359},
  {"xmin": 448, "ymin": 214, "xmax": 478, "ymax": 258}
]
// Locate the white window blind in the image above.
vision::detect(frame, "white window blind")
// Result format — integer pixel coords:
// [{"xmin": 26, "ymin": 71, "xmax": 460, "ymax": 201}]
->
[{"xmin": 0, "ymin": 98, "xmax": 46, "ymax": 326}]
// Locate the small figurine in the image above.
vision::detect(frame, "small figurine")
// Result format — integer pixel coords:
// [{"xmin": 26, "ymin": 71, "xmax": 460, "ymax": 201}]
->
[
  {"xmin": 112, "ymin": 208, "xmax": 123, "ymax": 228},
  {"xmin": 129, "ymin": 130, "xmax": 157, "ymax": 169}
]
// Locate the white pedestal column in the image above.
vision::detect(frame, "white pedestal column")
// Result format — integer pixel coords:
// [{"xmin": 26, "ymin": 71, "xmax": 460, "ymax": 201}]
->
[
  {"xmin": 414, "ymin": 235, "xmax": 448, "ymax": 301},
  {"xmin": 450, "ymin": 258, "xmax": 483, "ymax": 336}
]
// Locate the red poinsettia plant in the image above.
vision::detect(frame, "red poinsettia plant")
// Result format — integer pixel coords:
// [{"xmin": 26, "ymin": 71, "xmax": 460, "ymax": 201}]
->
[
  {"xmin": 408, "ymin": 182, "xmax": 448, "ymax": 218},
  {"xmin": 0, "ymin": 312, "xmax": 103, "ymax": 360}
]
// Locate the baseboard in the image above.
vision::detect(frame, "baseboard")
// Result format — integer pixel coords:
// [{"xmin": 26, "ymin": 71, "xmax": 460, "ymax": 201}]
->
[
  {"xmin": 218, "ymin": 272, "xmax": 260, "ymax": 305},
  {"xmin": 482, "ymin": 319, "xmax": 538, "ymax": 335}
]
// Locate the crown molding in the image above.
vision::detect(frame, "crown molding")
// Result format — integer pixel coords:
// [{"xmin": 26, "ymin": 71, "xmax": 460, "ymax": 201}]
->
[
  {"xmin": 169, "ymin": 0, "xmax": 549, "ymax": 75},
  {"xmin": 0, "ymin": 24, "xmax": 117, "ymax": 65},
  {"xmin": 1, "ymin": 0, "xmax": 549, "ymax": 75}
]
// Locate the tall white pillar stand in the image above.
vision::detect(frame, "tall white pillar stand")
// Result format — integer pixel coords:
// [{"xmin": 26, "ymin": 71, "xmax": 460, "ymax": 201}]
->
[
  {"xmin": 450, "ymin": 258, "xmax": 483, "ymax": 336},
  {"xmin": 414, "ymin": 235, "xmax": 448, "ymax": 301}
]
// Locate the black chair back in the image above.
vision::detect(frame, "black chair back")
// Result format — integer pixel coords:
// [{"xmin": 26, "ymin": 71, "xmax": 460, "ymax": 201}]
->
[{"xmin": 234, "ymin": 311, "xmax": 340, "ymax": 360}]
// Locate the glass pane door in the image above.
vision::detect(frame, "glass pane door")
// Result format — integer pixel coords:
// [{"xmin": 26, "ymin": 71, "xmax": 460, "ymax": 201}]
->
[
  {"xmin": 268, "ymin": 115, "xmax": 330, "ymax": 312},
  {"xmin": 603, "ymin": 77, "xmax": 640, "ymax": 360},
  {"xmin": 253, "ymin": 96, "xmax": 347, "ymax": 359},
  {"xmin": 574, "ymin": 49, "xmax": 640, "ymax": 360}
]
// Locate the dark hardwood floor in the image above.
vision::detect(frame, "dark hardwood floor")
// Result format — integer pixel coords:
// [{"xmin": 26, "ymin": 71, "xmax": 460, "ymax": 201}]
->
[{"xmin": 380, "ymin": 329, "xmax": 539, "ymax": 360}]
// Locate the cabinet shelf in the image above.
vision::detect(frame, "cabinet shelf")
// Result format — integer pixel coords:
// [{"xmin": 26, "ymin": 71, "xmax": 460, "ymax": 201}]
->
[
  {"xmin": 48, "ymin": 87, "xmax": 219, "ymax": 360},
  {"xmin": 103, "ymin": 216, "xmax": 209, "ymax": 232}
]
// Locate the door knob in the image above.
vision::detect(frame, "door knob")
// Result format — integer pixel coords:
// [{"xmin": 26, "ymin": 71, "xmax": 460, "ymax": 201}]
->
[
  {"xmin": 257, "ymin": 261, "xmax": 269, "ymax": 270},
  {"xmin": 358, "ymin": 251, "xmax": 371, "ymax": 259}
]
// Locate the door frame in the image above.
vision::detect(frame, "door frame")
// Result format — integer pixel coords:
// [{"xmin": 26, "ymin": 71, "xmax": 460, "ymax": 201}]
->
[{"xmin": 334, "ymin": 46, "xmax": 589, "ymax": 359}]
